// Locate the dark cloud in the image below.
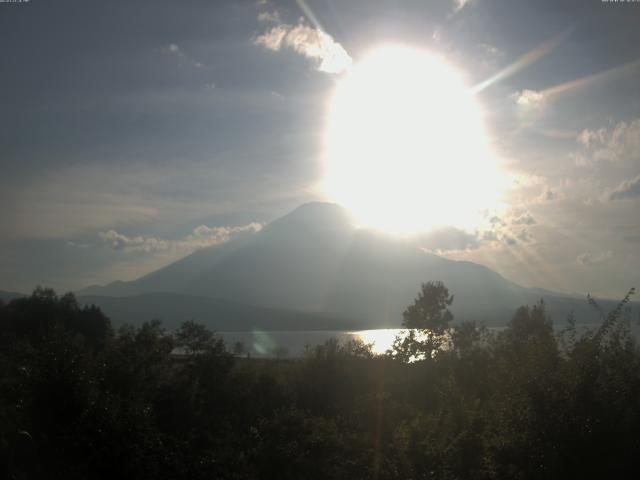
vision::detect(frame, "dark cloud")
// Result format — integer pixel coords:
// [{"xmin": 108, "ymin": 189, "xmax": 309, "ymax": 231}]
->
[
  {"xmin": 540, "ymin": 188, "xmax": 558, "ymax": 201},
  {"xmin": 511, "ymin": 213, "xmax": 537, "ymax": 225}
]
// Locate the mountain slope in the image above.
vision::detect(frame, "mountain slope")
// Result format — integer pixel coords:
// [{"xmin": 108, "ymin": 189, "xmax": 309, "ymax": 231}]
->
[
  {"xmin": 79, "ymin": 293, "xmax": 358, "ymax": 331},
  {"xmin": 79, "ymin": 202, "xmax": 636, "ymax": 327}
]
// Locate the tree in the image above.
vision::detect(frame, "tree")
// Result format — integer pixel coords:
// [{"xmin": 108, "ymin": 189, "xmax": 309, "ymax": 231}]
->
[
  {"xmin": 391, "ymin": 281, "xmax": 454, "ymax": 361},
  {"xmin": 175, "ymin": 320, "xmax": 220, "ymax": 356},
  {"xmin": 0, "ymin": 287, "xmax": 111, "ymax": 349},
  {"xmin": 232, "ymin": 340, "xmax": 246, "ymax": 357}
]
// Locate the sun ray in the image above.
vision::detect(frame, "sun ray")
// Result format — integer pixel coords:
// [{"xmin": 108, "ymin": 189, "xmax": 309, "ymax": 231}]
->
[
  {"xmin": 541, "ymin": 58, "xmax": 640, "ymax": 98},
  {"xmin": 471, "ymin": 27, "xmax": 573, "ymax": 94},
  {"xmin": 296, "ymin": 0, "xmax": 327, "ymax": 34}
]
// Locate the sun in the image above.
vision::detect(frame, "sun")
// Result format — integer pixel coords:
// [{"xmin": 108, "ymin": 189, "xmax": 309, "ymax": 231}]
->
[{"xmin": 323, "ymin": 46, "xmax": 503, "ymax": 235}]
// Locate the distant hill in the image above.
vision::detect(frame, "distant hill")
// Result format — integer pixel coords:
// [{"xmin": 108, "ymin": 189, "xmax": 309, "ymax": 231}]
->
[
  {"xmin": 78, "ymin": 202, "xmax": 638, "ymax": 329},
  {"xmin": 0, "ymin": 290, "xmax": 26, "ymax": 302}
]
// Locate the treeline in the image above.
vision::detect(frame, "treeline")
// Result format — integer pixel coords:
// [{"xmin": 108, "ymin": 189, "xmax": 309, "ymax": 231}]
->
[{"xmin": 0, "ymin": 284, "xmax": 639, "ymax": 479}]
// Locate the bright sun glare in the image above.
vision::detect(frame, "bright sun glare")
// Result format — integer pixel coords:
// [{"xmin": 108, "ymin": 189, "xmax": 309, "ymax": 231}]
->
[{"xmin": 324, "ymin": 46, "xmax": 503, "ymax": 235}]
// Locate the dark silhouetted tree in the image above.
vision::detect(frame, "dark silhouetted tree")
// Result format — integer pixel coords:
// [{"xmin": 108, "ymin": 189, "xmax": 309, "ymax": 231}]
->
[{"xmin": 391, "ymin": 281, "xmax": 454, "ymax": 361}]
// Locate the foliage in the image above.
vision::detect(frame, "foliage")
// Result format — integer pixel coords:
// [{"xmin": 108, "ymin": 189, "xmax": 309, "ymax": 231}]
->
[
  {"xmin": 391, "ymin": 280, "xmax": 454, "ymax": 361},
  {"xmin": 0, "ymin": 285, "xmax": 639, "ymax": 479}
]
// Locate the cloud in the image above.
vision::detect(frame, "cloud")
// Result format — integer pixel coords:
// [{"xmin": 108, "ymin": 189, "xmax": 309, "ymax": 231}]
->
[
  {"xmin": 454, "ymin": 0, "xmax": 473, "ymax": 12},
  {"xmin": 515, "ymin": 229, "xmax": 533, "ymax": 243},
  {"xmin": 161, "ymin": 42, "xmax": 205, "ymax": 69},
  {"xmin": 489, "ymin": 215, "xmax": 506, "ymax": 227},
  {"xmin": 420, "ymin": 227, "xmax": 481, "ymax": 253},
  {"xmin": 99, "ymin": 223, "xmax": 262, "ymax": 254},
  {"xmin": 254, "ymin": 25, "xmax": 288, "ymax": 50},
  {"xmin": 478, "ymin": 43, "xmax": 504, "ymax": 59},
  {"xmin": 503, "ymin": 235, "xmax": 517, "ymax": 246},
  {"xmin": 162, "ymin": 43, "xmax": 184, "ymax": 57},
  {"xmin": 419, "ymin": 219, "xmax": 534, "ymax": 254},
  {"xmin": 577, "ymin": 251, "xmax": 613, "ymax": 266},
  {"xmin": 476, "ymin": 43, "xmax": 505, "ymax": 70},
  {"xmin": 257, "ymin": 10, "xmax": 281, "ymax": 23},
  {"xmin": 480, "ymin": 210, "xmax": 538, "ymax": 247},
  {"xmin": 609, "ymin": 174, "xmax": 640, "ymax": 201},
  {"xmin": 66, "ymin": 241, "xmax": 89, "ymax": 249},
  {"xmin": 513, "ymin": 89, "xmax": 547, "ymax": 109},
  {"xmin": 254, "ymin": 19, "xmax": 352, "ymax": 74},
  {"xmin": 511, "ymin": 212, "xmax": 537, "ymax": 225},
  {"xmin": 577, "ymin": 118, "xmax": 640, "ymax": 164},
  {"xmin": 538, "ymin": 188, "xmax": 559, "ymax": 201}
]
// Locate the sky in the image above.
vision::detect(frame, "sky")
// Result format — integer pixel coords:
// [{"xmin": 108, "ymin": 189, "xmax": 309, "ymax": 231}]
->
[{"xmin": 0, "ymin": 0, "xmax": 639, "ymax": 298}]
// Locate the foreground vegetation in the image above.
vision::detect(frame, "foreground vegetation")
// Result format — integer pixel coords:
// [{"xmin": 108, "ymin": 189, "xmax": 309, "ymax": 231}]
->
[{"xmin": 0, "ymin": 284, "xmax": 639, "ymax": 479}]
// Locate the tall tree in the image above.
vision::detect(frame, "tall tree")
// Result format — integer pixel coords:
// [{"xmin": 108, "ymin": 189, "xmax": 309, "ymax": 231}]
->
[{"xmin": 391, "ymin": 281, "xmax": 454, "ymax": 361}]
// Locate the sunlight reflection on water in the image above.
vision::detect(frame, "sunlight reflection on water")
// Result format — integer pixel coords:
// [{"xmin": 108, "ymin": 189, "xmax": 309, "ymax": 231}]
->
[
  {"xmin": 221, "ymin": 329, "xmax": 405, "ymax": 358},
  {"xmin": 350, "ymin": 329, "xmax": 402, "ymax": 355}
]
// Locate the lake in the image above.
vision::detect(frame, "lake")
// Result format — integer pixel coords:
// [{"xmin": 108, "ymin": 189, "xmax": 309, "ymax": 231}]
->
[
  {"xmin": 220, "ymin": 323, "xmax": 640, "ymax": 358},
  {"xmin": 219, "ymin": 329, "xmax": 402, "ymax": 357}
]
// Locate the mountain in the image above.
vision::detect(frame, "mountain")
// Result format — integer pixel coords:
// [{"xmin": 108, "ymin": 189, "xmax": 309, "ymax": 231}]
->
[
  {"xmin": 78, "ymin": 293, "xmax": 360, "ymax": 331},
  {"xmin": 79, "ymin": 203, "xmax": 637, "ymax": 328},
  {"xmin": 0, "ymin": 290, "xmax": 26, "ymax": 302}
]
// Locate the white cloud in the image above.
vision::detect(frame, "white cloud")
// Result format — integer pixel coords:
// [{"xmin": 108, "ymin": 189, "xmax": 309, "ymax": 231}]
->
[
  {"xmin": 99, "ymin": 223, "xmax": 262, "ymax": 253},
  {"xmin": 254, "ymin": 20, "xmax": 352, "ymax": 74},
  {"xmin": 100, "ymin": 230, "xmax": 170, "ymax": 253},
  {"xmin": 162, "ymin": 43, "xmax": 184, "ymax": 56},
  {"xmin": 577, "ymin": 251, "xmax": 613, "ymax": 266},
  {"xmin": 513, "ymin": 89, "xmax": 547, "ymax": 109},
  {"xmin": 257, "ymin": 10, "xmax": 281, "ymax": 23},
  {"xmin": 577, "ymin": 128, "xmax": 607, "ymax": 148},
  {"xmin": 577, "ymin": 118, "xmax": 640, "ymax": 164},
  {"xmin": 476, "ymin": 43, "xmax": 505, "ymax": 71},
  {"xmin": 161, "ymin": 42, "xmax": 205, "ymax": 69},
  {"xmin": 479, "ymin": 44, "xmax": 504, "ymax": 59},
  {"xmin": 254, "ymin": 25, "xmax": 288, "ymax": 50}
]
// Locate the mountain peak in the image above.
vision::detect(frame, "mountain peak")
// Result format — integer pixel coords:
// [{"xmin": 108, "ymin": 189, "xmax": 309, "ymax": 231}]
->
[{"xmin": 263, "ymin": 202, "xmax": 354, "ymax": 235}]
